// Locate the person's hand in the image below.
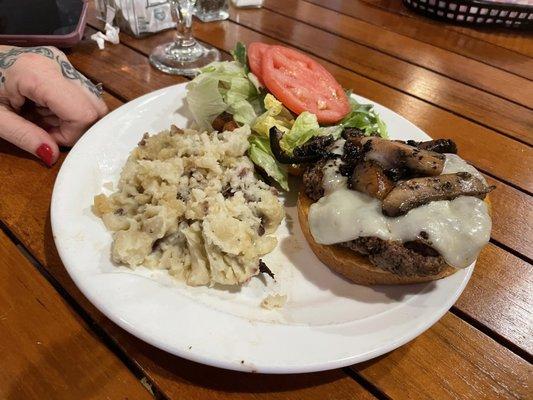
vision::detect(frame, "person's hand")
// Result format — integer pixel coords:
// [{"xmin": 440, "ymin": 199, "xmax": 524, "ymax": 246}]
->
[{"xmin": 0, "ymin": 45, "xmax": 108, "ymax": 166}]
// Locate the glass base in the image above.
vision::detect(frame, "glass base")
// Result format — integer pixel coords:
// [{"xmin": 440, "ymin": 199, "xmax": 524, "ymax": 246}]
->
[{"xmin": 149, "ymin": 41, "xmax": 220, "ymax": 77}]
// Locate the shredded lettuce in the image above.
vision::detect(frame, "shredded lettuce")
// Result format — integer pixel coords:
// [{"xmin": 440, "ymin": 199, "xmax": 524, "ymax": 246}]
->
[{"xmin": 252, "ymin": 95, "xmax": 321, "ymax": 153}]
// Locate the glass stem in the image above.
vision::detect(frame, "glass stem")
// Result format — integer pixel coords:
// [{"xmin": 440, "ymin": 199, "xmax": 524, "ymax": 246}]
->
[{"xmin": 172, "ymin": 0, "xmax": 196, "ymax": 48}]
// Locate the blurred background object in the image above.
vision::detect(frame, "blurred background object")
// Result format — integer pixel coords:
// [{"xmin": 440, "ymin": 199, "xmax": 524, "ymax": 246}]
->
[
  {"xmin": 403, "ymin": 0, "xmax": 532, "ymax": 29},
  {"xmin": 94, "ymin": 0, "xmax": 175, "ymax": 37},
  {"xmin": 195, "ymin": 0, "xmax": 229, "ymax": 21},
  {"xmin": 231, "ymin": 0, "xmax": 263, "ymax": 7},
  {"xmin": 0, "ymin": 0, "xmax": 87, "ymax": 47}
]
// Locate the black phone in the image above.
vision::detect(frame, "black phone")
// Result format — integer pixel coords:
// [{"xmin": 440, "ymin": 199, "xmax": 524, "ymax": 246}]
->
[{"xmin": 0, "ymin": 0, "xmax": 88, "ymax": 47}]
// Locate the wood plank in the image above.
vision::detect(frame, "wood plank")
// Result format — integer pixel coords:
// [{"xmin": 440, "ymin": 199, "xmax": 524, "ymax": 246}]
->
[
  {"xmin": 485, "ymin": 177, "xmax": 533, "ymax": 260},
  {"xmin": 263, "ymin": 0, "xmax": 533, "ymax": 109},
  {"xmin": 0, "ymin": 91, "xmax": 531, "ymax": 398},
  {"xmin": 0, "ymin": 230, "xmax": 153, "ymax": 400},
  {"xmin": 361, "ymin": 0, "xmax": 533, "ymax": 57},
  {"xmin": 353, "ymin": 313, "xmax": 532, "ymax": 399},
  {"xmin": 452, "ymin": 26, "xmax": 533, "ymax": 58},
  {"xmin": 457, "ymin": 244, "xmax": 533, "ymax": 355},
  {"xmin": 304, "ymin": 0, "xmax": 533, "ymax": 79},
  {"xmin": 0, "ymin": 106, "xmax": 376, "ymax": 398},
  {"xmin": 85, "ymin": 12, "xmax": 533, "ymax": 193},
  {"xmin": 227, "ymin": 6, "xmax": 533, "ymax": 144}
]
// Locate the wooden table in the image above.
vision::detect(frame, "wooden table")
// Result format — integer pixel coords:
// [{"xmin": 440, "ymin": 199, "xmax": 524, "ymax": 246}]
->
[{"xmin": 1, "ymin": 1, "xmax": 531, "ymax": 398}]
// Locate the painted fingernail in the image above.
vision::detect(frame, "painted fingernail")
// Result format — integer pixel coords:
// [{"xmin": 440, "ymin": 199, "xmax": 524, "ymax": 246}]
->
[{"xmin": 36, "ymin": 144, "xmax": 54, "ymax": 167}]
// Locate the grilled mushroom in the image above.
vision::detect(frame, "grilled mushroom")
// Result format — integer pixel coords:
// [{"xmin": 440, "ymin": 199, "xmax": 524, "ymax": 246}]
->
[
  {"xmin": 382, "ymin": 172, "xmax": 493, "ymax": 217},
  {"xmin": 362, "ymin": 137, "xmax": 445, "ymax": 177},
  {"xmin": 269, "ymin": 126, "xmax": 334, "ymax": 164},
  {"xmin": 351, "ymin": 160, "xmax": 394, "ymax": 200},
  {"xmin": 294, "ymin": 135, "xmax": 335, "ymax": 159},
  {"xmin": 406, "ymin": 139, "xmax": 457, "ymax": 154}
]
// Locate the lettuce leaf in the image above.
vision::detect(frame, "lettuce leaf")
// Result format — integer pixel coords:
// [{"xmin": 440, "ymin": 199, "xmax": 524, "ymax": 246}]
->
[
  {"xmin": 251, "ymin": 94, "xmax": 294, "ymax": 138},
  {"xmin": 340, "ymin": 94, "xmax": 388, "ymax": 137},
  {"xmin": 231, "ymin": 42, "xmax": 249, "ymax": 74},
  {"xmin": 186, "ymin": 75, "xmax": 228, "ymax": 132},
  {"xmin": 186, "ymin": 61, "xmax": 260, "ymax": 131},
  {"xmin": 248, "ymin": 134, "xmax": 288, "ymax": 191},
  {"xmin": 279, "ymin": 111, "xmax": 319, "ymax": 152}
]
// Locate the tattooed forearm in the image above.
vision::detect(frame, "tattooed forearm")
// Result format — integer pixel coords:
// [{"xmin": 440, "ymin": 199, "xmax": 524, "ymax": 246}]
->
[{"xmin": 0, "ymin": 46, "xmax": 102, "ymax": 97}]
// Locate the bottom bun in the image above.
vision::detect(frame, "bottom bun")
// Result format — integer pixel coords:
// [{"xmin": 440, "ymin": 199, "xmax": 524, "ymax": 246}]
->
[{"xmin": 297, "ymin": 191, "xmax": 458, "ymax": 285}]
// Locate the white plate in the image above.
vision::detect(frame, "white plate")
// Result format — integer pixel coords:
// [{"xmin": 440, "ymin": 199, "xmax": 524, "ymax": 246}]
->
[{"xmin": 51, "ymin": 83, "xmax": 473, "ymax": 374}]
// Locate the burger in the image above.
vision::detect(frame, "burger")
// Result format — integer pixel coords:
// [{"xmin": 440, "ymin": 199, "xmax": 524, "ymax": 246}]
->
[{"xmin": 270, "ymin": 127, "xmax": 494, "ymax": 285}]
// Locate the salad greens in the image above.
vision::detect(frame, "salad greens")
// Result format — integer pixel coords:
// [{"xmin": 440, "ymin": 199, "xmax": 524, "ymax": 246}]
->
[
  {"xmin": 231, "ymin": 42, "xmax": 249, "ymax": 74},
  {"xmin": 340, "ymin": 91, "xmax": 388, "ymax": 138},
  {"xmin": 186, "ymin": 61, "xmax": 261, "ymax": 131},
  {"xmin": 186, "ymin": 42, "xmax": 388, "ymax": 190},
  {"xmin": 248, "ymin": 134, "xmax": 289, "ymax": 191},
  {"xmin": 248, "ymin": 94, "xmax": 320, "ymax": 190}
]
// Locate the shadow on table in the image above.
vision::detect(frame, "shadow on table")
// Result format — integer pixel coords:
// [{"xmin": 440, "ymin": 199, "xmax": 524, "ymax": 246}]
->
[{"xmin": 0, "ymin": 138, "xmax": 36, "ymax": 162}]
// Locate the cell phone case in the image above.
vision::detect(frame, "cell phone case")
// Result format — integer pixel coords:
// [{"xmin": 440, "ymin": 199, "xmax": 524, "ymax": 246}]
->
[{"xmin": 0, "ymin": 0, "xmax": 88, "ymax": 48}]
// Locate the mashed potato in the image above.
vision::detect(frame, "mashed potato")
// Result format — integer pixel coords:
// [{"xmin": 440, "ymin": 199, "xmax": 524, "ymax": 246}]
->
[{"xmin": 93, "ymin": 125, "xmax": 284, "ymax": 286}]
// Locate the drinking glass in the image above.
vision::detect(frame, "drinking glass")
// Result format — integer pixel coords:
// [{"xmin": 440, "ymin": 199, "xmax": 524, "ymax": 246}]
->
[{"xmin": 149, "ymin": 0, "xmax": 220, "ymax": 76}]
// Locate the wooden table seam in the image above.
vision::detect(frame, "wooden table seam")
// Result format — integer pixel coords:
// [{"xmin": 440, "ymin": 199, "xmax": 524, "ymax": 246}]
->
[{"xmin": 449, "ymin": 306, "xmax": 532, "ymax": 361}]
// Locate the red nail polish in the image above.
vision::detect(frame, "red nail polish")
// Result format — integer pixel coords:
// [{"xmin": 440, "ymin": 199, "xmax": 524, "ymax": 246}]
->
[{"xmin": 36, "ymin": 144, "xmax": 54, "ymax": 167}]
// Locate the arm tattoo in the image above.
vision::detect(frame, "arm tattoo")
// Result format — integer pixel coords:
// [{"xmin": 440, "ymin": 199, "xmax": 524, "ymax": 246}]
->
[{"xmin": 0, "ymin": 46, "xmax": 102, "ymax": 97}]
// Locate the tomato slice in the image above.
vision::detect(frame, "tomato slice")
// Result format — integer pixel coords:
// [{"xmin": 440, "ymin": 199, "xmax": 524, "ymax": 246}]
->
[
  {"xmin": 261, "ymin": 46, "xmax": 350, "ymax": 124},
  {"xmin": 247, "ymin": 42, "xmax": 270, "ymax": 83}
]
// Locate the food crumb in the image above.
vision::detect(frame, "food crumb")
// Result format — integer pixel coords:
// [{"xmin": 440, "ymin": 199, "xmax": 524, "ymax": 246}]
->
[
  {"xmin": 261, "ymin": 294, "xmax": 287, "ymax": 310},
  {"xmin": 140, "ymin": 377, "xmax": 155, "ymax": 396}
]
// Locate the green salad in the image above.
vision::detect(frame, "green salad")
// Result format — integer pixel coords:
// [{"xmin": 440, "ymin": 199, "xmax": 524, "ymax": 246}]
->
[{"xmin": 185, "ymin": 43, "xmax": 387, "ymax": 191}]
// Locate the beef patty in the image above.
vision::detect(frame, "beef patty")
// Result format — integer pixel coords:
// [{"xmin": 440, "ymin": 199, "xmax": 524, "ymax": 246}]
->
[{"xmin": 342, "ymin": 237, "xmax": 448, "ymax": 277}]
